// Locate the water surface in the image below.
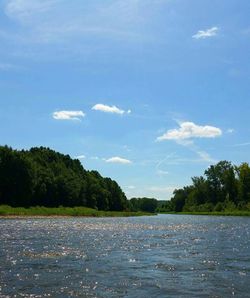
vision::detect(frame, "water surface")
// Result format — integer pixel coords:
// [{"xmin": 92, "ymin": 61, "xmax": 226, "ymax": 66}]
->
[{"xmin": 0, "ymin": 214, "xmax": 250, "ymax": 297}]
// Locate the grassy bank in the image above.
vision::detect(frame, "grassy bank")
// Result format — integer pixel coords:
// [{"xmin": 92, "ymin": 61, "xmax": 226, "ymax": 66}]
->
[
  {"xmin": 160, "ymin": 211, "xmax": 250, "ymax": 216},
  {"xmin": 0, "ymin": 205, "xmax": 154, "ymax": 217}
]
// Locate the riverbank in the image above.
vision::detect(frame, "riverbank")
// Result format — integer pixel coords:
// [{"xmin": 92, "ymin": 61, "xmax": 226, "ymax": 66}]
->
[
  {"xmin": 0, "ymin": 205, "xmax": 154, "ymax": 217},
  {"xmin": 160, "ymin": 211, "xmax": 250, "ymax": 216}
]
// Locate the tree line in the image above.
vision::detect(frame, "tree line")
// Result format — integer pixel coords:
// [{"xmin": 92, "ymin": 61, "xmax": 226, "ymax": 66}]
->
[
  {"xmin": 161, "ymin": 161, "xmax": 250, "ymax": 212},
  {"xmin": 129, "ymin": 197, "xmax": 158, "ymax": 213},
  {"xmin": 0, "ymin": 146, "xmax": 128, "ymax": 211}
]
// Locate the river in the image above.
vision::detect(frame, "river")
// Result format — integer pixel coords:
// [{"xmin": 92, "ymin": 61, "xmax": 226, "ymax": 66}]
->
[{"xmin": 0, "ymin": 214, "xmax": 250, "ymax": 297}]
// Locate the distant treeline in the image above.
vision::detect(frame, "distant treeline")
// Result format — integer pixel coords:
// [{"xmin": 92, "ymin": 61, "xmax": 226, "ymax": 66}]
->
[
  {"xmin": 130, "ymin": 197, "xmax": 158, "ymax": 213},
  {"xmin": 161, "ymin": 161, "xmax": 250, "ymax": 213},
  {"xmin": 0, "ymin": 146, "xmax": 128, "ymax": 211}
]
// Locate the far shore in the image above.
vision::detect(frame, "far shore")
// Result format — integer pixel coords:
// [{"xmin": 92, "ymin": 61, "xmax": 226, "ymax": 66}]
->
[
  {"xmin": 2, "ymin": 205, "xmax": 250, "ymax": 218},
  {"xmin": 0, "ymin": 205, "xmax": 155, "ymax": 218},
  {"xmin": 0, "ymin": 214, "xmax": 152, "ymax": 219},
  {"xmin": 160, "ymin": 211, "xmax": 250, "ymax": 217}
]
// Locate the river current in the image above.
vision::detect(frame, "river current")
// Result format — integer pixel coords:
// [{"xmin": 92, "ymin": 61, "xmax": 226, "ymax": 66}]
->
[{"xmin": 0, "ymin": 214, "xmax": 250, "ymax": 297}]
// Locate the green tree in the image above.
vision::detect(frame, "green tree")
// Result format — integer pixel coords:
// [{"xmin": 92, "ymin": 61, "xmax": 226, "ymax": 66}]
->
[
  {"xmin": 171, "ymin": 186, "xmax": 192, "ymax": 212},
  {"xmin": 236, "ymin": 163, "xmax": 250, "ymax": 203},
  {"xmin": 0, "ymin": 146, "xmax": 35, "ymax": 206},
  {"xmin": 0, "ymin": 146, "xmax": 128, "ymax": 210},
  {"xmin": 129, "ymin": 197, "xmax": 158, "ymax": 213},
  {"xmin": 205, "ymin": 161, "xmax": 237, "ymax": 204}
]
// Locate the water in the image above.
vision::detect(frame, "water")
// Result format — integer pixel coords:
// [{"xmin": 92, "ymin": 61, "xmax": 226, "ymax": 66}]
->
[{"xmin": 0, "ymin": 214, "xmax": 250, "ymax": 297}]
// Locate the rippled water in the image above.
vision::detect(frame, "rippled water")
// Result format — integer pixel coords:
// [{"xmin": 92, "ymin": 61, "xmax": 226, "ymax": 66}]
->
[{"xmin": 0, "ymin": 215, "xmax": 250, "ymax": 297}]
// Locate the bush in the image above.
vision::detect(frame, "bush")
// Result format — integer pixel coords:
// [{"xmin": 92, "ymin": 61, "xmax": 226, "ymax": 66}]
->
[{"xmin": 214, "ymin": 202, "xmax": 224, "ymax": 212}]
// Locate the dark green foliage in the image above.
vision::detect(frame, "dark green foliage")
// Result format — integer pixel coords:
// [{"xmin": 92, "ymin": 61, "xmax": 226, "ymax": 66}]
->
[
  {"xmin": 171, "ymin": 187, "xmax": 192, "ymax": 212},
  {"xmin": 0, "ymin": 146, "xmax": 128, "ymax": 210},
  {"xmin": 237, "ymin": 163, "xmax": 250, "ymax": 203},
  {"xmin": 0, "ymin": 146, "xmax": 35, "ymax": 207},
  {"xmin": 129, "ymin": 197, "xmax": 157, "ymax": 213},
  {"xmin": 162, "ymin": 160, "xmax": 250, "ymax": 213},
  {"xmin": 158, "ymin": 200, "xmax": 173, "ymax": 212},
  {"xmin": 204, "ymin": 161, "xmax": 237, "ymax": 204}
]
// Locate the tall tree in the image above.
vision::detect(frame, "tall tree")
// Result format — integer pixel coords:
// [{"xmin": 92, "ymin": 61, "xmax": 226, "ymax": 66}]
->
[
  {"xmin": 236, "ymin": 163, "xmax": 250, "ymax": 203},
  {"xmin": 0, "ymin": 146, "xmax": 35, "ymax": 206}
]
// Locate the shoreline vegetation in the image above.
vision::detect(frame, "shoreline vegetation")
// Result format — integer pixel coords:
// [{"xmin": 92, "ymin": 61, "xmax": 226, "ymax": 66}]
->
[
  {"xmin": 1, "ymin": 205, "xmax": 250, "ymax": 218},
  {"xmin": 0, "ymin": 205, "xmax": 154, "ymax": 217},
  {"xmin": 0, "ymin": 146, "xmax": 158, "ymax": 215},
  {"xmin": 2, "ymin": 146, "xmax": 250, "ymax": 218},
  {"xmin": 160, "ymin": 211, "xmax": 250, "ymax": 216},
  {"xmin": 159, "ymin": 161, "xmax": 250, "ymax": 215}
]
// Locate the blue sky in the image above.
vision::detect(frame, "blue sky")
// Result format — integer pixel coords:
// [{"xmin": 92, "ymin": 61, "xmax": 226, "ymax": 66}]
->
[{"xmin": 1, "ymin": 0, "xmax": 250, "ymax": 200}]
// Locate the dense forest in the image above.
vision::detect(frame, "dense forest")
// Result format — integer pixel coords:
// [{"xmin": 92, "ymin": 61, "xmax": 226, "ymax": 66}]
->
[
  {"xmin": 4, "ymin": 146, "xmax": 248, "ymax": 214},
  {"xmin": 161, "ymin": 161, "xmax": 250, "ymax": 213},
  {"xmin": 0, "ymin": 146, "xmax": 128, "ymax": 211}
]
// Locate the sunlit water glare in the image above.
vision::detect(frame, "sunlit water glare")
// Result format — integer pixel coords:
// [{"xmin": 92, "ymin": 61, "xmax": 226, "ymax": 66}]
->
[{"xmin": 0, "ymin": 214, "xmax": 250, "ymax": 297}]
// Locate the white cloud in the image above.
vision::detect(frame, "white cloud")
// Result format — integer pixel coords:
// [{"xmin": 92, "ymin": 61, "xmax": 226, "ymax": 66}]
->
[
  {"xmin": 192, "ymin": 27, "xmax": 218, "ymax": 39},
  {"xmin": 53, "ymin": 110, "xmax": 85, "ymax": 121},
  {"xmin": 156, "ymin": 122, "xmax": 219, "ymax": 164},
  {"xmin": 105, "ymin": 156, "xmax": 132, "ymax": 164},
  {"xmin": 157, "ymin": 121, "xmax": 222, "ymax": 141},
  {"xmin": 76, "ymin": 155, "xmax": 86, "ymax": 160},
  {"xmin": 92, "ymin": 103, "xmax": 130, "ymax": 115}
]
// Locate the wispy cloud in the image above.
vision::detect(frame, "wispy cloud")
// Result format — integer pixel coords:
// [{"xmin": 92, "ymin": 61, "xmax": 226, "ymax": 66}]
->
[
  {"xmin": 156, "ymin": 122, "xmax": 219, "ymax": 163},
  {"xmin": 148, "ymin": 186, "xmax": 177, "ymax": 193},
  {"xmin": 90, "ymin": 156, "xmax": 100, "ymax": 160},
  {"xmin": 176, "ymin": 138, "xmax": 217, "ymax": 163},
  {"xmin": 123, "ymin": 145, "xmax": 132, "ymax": 152},
  {"xmin": 0, "ymin": 63, "xmax": 18, "ymax": 71},
  {"xmin": 105, "ymin": 156, "xmax": 132, "ymax": 164},
  {"xmin": 127, "ymin": 185, "xmax": 136, "ymax": 189},
  {"xmin": 195, "ymin": 150, "xmax": 216, "ymax": 163},
  {"xmin": 3, "ymin": 0, "xmax": 162, "ymax": 46},
  {"xmin": 157, "ymin": 157, "xmax": 213, "ymax": 165},
  {"xmin": 152, "ymin": 152, "xmax": 216, "ymax": 167},
  {"xmin": 76, "ymin": 155, "xmax": 86, "ymax": 160},
  {"xmin": 157, "ymin": 121, "xmax": 222, "ymax": 141},
  {"xmin": 92, "ymin": 104, "xmax": 130, "ymax": 115},
  {"xmin": 157, "ymin": 169, "xmax": 169, "ymax": 176},
  {"xmin": 155, "ymin": 154, "xmax": 174, "ymax": 176},
  {"xmin": 192, "ymin": 26, "xmax": 218, "ymax": 39},
  {"xmin": 53, "ymin": 110, "xmax": 85, "ymax": 121},
  {"xmin": 5, "ymin": 0, "xmax": 59, "ymax": 21},
  {"xmin": 227, "ymin": 128, "xmax": 235, "ymax": 133},
  {"xmin": 175, "ymin": 139, "xmax": 216, "ymax": 163},
  {"xmin": 233, "ymin": 142, "xmax": 250, "ymax": 147}
]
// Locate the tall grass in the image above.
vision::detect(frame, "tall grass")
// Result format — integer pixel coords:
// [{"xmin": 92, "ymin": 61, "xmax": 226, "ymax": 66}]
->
[{"xmin": 0, "ymin": 205, "xmax": 153, "ymax": 217}]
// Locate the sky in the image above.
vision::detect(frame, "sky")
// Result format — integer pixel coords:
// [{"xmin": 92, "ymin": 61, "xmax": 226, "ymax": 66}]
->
[{"xmin": 0, "ymin": 0, "xmax": 250, "ymax": 200}]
